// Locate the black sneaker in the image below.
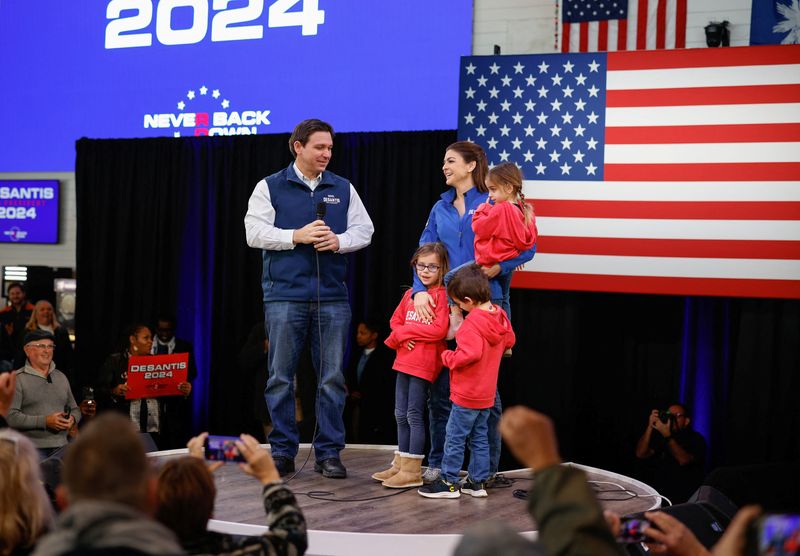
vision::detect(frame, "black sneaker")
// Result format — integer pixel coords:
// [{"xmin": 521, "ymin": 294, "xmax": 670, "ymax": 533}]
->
[
  {"xmin": 418, "ymin": 478, "xmax": 460, "ymax": 499},
  {"xmin": 461, "ymin": 478, "xmax": 488, "ymax": 498},
  {"xmin": 314, "ymin": 457, "xmax": 347, "ymax": 479},
  {"xmin": 273, "ymin": 456, "xmax": 295, "ymax": 477}
]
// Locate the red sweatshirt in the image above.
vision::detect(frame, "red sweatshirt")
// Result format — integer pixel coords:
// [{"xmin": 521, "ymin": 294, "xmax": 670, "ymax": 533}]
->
[
  {"xmin": 441, "ymin": 305, "xmax": 515, "ymax": 409},
  {"xmin": 472, "ymin": 201, "xmax": 537, "ymax": 266},
  {"xmin": 384, "ymin": 286, "xmax": 449, "ymax": 382}
]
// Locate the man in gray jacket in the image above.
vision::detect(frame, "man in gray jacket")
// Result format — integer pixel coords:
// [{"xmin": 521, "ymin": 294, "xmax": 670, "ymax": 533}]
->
[{"xmin": 7, "ymin": 329, "xmax": 80, "ymax": 456}]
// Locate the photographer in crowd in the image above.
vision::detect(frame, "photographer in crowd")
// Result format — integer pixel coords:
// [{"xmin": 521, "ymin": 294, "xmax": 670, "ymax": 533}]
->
[{"xmin": 635, "ymin": 403, "xmax": 707, "ymax": 504}]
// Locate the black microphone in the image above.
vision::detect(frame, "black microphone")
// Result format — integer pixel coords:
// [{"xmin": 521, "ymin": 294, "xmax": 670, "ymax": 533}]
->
[
  {"xmin": 316, "ymin": 201, "xmax": 326, "ymax": 221},
  {"xmin": 46, "ymin": 374, "xmax": 52, "ymax": 384}
]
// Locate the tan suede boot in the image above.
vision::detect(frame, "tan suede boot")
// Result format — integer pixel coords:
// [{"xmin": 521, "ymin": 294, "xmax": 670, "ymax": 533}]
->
[
  {"xmin": 371, "ymin": 450, "xmax": 401, "ymax": 481},
  {"xmin": 382, "ymin": 453, "xmax": 424, "ymax": 488}
]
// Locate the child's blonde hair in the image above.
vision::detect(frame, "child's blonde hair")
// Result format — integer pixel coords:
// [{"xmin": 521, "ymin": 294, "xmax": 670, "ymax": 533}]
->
[
  {"xmin": 487, "ymin": 162, "xmax": 534, "ymax": 225},
  {"xmin": 410, "ymin": 242, "xmax": 449, "ymax": 286}
]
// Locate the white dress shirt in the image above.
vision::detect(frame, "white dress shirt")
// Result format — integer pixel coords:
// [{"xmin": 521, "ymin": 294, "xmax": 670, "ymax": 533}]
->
[{"xmin": 245, "ymin": 163, "xmax": 374, "ymax": 254}]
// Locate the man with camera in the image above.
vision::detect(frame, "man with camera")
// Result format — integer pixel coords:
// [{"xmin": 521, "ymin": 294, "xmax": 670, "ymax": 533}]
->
[{"xmin": 635, "ymin": 403, "xmax": 707, "ymax": 504}]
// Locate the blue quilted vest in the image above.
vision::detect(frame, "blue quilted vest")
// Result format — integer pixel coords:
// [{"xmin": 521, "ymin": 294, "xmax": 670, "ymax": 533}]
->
[{"xmin": 260, "ymin": 164, "xmax": 351, "ymax": 302}]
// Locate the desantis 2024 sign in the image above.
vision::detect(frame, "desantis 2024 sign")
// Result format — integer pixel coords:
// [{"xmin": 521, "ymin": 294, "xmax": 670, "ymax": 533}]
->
[{"xmin": 0, "ymin": 181, "xmax": 59, "ymax": 244}]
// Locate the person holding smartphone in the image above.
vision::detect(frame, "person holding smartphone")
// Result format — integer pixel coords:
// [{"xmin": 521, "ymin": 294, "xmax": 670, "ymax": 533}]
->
[{"xmin": 155, "ymin": 432, "xmax": 307, "ymax": 555}]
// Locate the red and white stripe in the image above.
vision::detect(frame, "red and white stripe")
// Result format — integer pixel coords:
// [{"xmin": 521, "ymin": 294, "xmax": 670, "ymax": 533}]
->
[
  {"xmin": 562, "ymin": 0, "xmax": 687, "ymax": 53},
  {"xmin": 518, "ymin": 45, "xmax": 800, "ymax": 299}
]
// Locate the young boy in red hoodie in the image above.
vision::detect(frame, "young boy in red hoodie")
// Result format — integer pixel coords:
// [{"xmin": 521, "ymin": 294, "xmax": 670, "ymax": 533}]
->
[{"xmin": 418, "ymin": 264, "xmax": 515, "ymax": 499}]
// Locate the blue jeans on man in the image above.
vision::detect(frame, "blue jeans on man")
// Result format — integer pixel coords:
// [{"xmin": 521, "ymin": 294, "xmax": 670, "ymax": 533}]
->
[
  {"xmin": 441, "ymin": 403, "xmax": 490, "ymax": 484},
  {"xmin": 263, "ymin": 300, "xmax": 350, "ymax": 461}
]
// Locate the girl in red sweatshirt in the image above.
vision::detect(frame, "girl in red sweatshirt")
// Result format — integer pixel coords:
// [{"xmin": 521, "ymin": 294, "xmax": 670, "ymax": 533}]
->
[
  {"xmin": 446, "ymin": 162, "xmax": 537, "ymax": 353},
  {"xmin": 372, "ymin": 243, "xmax": 450, "ymax": 488}
]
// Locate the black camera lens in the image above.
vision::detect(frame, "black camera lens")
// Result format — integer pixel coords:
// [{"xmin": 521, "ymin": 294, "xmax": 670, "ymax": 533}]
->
[{"xmin": 658, "ymin": 410, "xmax": 673, "ymax": 424}]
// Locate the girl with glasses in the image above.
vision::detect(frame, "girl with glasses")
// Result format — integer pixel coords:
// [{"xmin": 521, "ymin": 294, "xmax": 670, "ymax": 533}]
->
[{"xmin": 372, "ymin": 242, "xmax": 449, "ymax": 488}]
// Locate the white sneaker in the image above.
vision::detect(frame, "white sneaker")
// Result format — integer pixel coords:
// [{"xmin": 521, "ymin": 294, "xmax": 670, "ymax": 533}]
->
[{"xmin": 422, "ymin": 467, "xmax": 441, "ymax": 484}]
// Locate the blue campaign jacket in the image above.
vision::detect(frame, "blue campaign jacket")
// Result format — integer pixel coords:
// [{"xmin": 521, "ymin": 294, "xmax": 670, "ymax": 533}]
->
[
  {"xmin": 262, "ymin": 164, "xmax": 351, "ymax": 302},
  {"xmin": 413, "ymin": 187, "xmax": 536, "ymax": 296}
]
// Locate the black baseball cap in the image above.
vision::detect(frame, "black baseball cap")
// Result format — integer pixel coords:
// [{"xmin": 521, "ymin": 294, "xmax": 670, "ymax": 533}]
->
[{"xmin": 23, "ymin": 329, "xmax": 55, "ymax": 346}]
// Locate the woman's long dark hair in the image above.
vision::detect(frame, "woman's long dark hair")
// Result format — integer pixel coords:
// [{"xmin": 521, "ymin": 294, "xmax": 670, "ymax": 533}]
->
[{"xmin": 445, "ymin": 141, "xmax": 489, "ymax": 193}]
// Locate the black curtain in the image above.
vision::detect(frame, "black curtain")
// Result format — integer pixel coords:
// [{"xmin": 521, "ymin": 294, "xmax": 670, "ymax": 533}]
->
[
  {"xmin": 75, "ymin": 131, "xmax": 453, "ymax": 435},
  {"xmin": 75, "ymin": 131, "xmax": 799, "ymax": 475}
]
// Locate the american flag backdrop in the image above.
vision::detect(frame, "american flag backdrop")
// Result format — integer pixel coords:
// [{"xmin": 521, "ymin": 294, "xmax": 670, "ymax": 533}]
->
[
  {"xmin": 562, "ymin": 0, "xmax": 687, "ymax": 52},
  {"xmin": 457, "ymin": 45, "xmax": 800, "ymax": 299}
]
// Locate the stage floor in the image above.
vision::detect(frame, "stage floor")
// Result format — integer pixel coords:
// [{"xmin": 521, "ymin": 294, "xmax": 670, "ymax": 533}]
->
[{"xmin": 153, "ymin": 444, "xmax": 661, "ymax": 555}]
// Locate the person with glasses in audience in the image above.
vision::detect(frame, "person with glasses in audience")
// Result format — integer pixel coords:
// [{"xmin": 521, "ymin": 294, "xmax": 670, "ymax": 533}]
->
[
  {"xmin": 6, "ymin": 330, "xmax": 80, "ymax": 458},
  {"xmin": 635, "ymin": 402, "xmax": 707, "ymax": 503}
]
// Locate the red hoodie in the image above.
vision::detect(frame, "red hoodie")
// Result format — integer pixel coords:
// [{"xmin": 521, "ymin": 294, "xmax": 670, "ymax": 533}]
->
[
  {"xmin": 441, "ymin": 305, "xmax": 515, "ymax": 409},
  {"xmin": 384, "ymin": 286, "xmax": 449, "ymax": 382},
  {"xmin": 472, "ymin": 201, "xmax": 537, "ymax": 266}
]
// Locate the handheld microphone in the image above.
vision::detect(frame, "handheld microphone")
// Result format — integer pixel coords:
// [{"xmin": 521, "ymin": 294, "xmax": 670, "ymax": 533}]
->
[{"xmin": 316, "ymin": 201, "xmax": 326, "ymax": 221}]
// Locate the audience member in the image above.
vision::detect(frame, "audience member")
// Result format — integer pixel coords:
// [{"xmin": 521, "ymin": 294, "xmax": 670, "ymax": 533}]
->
[
  {"xmin": 6, "ymin": 330, "xmax": 80, "ymax": 457},
  {"xmin": 621, "ymin": 504, "xmax": 763, "ymax": 556},
  {"xmin": 13, "ymin": 300, "xmax": 74, "ymax": 382},
  {"xmin": 455, "ymin": 405, "xmax": 623, "ymax": 555},
  {"xmin": 1, "ymin": 283, "xmax": 34, "ymax": 372},
  {"xmin": 155, "ymin": 432, "xmax": 308, "ymax": 555},
  {"xmin": 97, "ymin": 323, "xmax": 191, "ymax": 449},
  {"xmin": 635, "ymin": 403, "xmax": 707, "ymax": 503},
  {"xmin": 344, "ymin": 318, "xmax": 396, "ymax": 444},
  {"xmin": 31, "ymin": 412, "xmax": 184, "ymax": 555},
  {"xmin": 0, "ymin": 428, "xmax": 55, "ymax": 556},
  {"xmin": 152, "ymin": 315, "xmax": 196, "ymax": 448}
]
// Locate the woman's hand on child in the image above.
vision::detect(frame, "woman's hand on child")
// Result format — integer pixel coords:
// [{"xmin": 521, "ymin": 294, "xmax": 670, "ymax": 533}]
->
[
  {"xmin": 413, "ymin": 291, "xmax": 435, "ymax": 323},
  {"xmin": 406, "ymin": 340, "xmax": 416, "ymax": 351}
]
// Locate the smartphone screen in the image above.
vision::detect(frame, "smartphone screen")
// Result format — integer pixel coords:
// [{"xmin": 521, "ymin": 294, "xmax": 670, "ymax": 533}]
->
[
  {"xmin": 204, "ymin": 435, "xmax": 245, "ymax": 463},
  {"xmin": 616, "ymin": 518, "xmax": 651, "ymax": 544},
  {"xmin": 757, "ymin": 514, "xmax": 800, "ymax": 556}
]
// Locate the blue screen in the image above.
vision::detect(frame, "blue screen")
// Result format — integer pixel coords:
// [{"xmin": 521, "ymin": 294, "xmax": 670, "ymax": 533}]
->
[
  {"xmin": 0, "ymin": 180, "xmax": 60, "ymax": 244},
  {"xmin": 0, "ymin": 1, "xmax": 472, "ymax": 172}
]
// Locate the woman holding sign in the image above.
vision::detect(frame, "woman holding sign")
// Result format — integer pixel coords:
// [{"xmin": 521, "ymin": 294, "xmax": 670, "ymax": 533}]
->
[{"xmin": 97, "ymin": 323, "xmax": 191, "ymax": 449}]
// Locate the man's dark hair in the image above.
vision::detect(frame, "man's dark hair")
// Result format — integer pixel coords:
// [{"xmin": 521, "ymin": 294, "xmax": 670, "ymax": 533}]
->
[
  {"xmin": 156, "ymin": 314, "xmax": 177, "ymax": 328},
  {"xmin": 62, "ymin": 413, "xmax": 150, "ymax": 508},
  {"xmin": 289, "ymin": 119, "xmax": 334, "ymax": 158},
  {"xmin": 360, "ymin": 315, "xmax": 386, "ymax": 339},
  {"xmin": 6, "ymin": 282, "xmax": 26, "ymax": 295},
  {"xmin": 669, "ymin": 402, "xmax": 690, "ymax": 416},
  {"xmin": 447, "ymin": 264, "xmax": 491, "ymax": 304}
]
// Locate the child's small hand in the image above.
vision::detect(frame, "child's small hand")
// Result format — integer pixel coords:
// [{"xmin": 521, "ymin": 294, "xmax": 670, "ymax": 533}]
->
[{"xmin": 406, "ymin": 340, "xmax": 416, "ymax": 350}]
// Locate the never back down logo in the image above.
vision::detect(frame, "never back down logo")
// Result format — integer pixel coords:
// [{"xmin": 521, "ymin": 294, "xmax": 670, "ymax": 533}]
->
[{"xmin": 143, "ymin": 85, "xmax": 271, "ymax": 137}]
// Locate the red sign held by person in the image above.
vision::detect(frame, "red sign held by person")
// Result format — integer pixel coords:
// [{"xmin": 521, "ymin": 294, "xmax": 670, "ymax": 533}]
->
[{"xmin": 125, "ymin": 353, "xmax": 188, "ymax": 400}]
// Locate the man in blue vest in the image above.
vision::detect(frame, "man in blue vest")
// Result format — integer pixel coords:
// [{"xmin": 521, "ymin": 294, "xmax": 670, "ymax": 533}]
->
[{"xmin": 245, "ymin": 119, "xmax": 374, "ymax": 478}]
